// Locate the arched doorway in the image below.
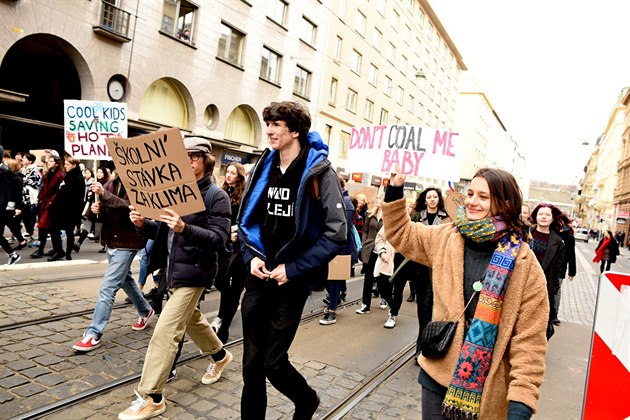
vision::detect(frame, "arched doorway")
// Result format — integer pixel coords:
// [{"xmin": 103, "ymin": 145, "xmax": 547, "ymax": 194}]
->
[{"xmin": 0, "ymin": 34, "xmax": 85, "ymax": 153}]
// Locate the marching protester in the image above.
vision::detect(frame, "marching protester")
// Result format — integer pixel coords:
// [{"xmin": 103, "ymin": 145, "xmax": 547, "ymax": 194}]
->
[
  {"xmin": 72, "ymin": 168, "xmax": 154, "ymax": 352},
  {"xmin": 356, "ymin": 192, "xmax": 385, "ymax": 314},
  {"xmin": 0, "ymin": 151, "xmax": 22, "ymax": 265},
  {"xmin": 383, "ymin": 166, "xmax": 548, "ymax": 420},
  {"xmin": 210, "ymin": 161, "xmax": 248, "ymax": 343},
  {"xmin": 30, "ymin": 153, "xmax": 64, "ymax": 259},
  {"xmin": 594, "ymin": 229, "xmax": 620, "ymax": 273},
  {"xmin": 119, "ymin": 137, "xmax": 232, "ymax": 420},
  {"xmin": 555, "ymin": 212, "xmax": 576, "ymax": 325},
  {"xmin": 530, "ymin": 203, "xmax": 566, "ymax": 339},
  {"xmin": 20, "ymin": 153, "xmax": 42, "ymax": 243},
  {"xmin": 238, "ymin": 101, "xmax": 346, "ymax": 419}
]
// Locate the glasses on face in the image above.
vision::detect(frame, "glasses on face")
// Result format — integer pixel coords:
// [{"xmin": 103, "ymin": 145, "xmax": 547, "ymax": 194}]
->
[{"xmin": 188, "ymin": 152, "xmax": 202, "ymax": 162}]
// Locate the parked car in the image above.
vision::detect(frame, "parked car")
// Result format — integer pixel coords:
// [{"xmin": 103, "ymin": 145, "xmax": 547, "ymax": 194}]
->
[{"xmin": 575, "ymin": 228, "xmax": 589, "ymax": 242}]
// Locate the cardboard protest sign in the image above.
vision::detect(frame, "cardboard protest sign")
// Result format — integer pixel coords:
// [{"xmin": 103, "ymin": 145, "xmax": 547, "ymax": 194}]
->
[
  {"xmin": 105, "ymin": 128, "xmax": 206, "ymax": 219},
  {"xmin": 346, "ymin": 125, "xmax": 463, "ymax": 182},
  {"xmin": 64, "ymin": 100, "xmax": 127, "ymax": 160}
]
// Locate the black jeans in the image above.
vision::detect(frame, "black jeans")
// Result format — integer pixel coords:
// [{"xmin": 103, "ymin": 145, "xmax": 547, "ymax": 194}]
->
[
  {"xmin": 415, "ymin": 264, "xmax": 434, "ymax": 354},
  {"xmin": 421, "ymin": 386, "xmax": 447, "ymax": 419},
  {"xmin": 240, "ymin": 275, "xmax": 315, "ymax": 419},
  {"xmin": 360, "ymin": 252, "xmax": 379, "ymax": 308},
  {"xmin": 600, "ymin": 260, "xmax": 612, "ymax": 273},
  {"xmin": 216, "ymin": 256, "xmax": 247, "ymax": 343}
]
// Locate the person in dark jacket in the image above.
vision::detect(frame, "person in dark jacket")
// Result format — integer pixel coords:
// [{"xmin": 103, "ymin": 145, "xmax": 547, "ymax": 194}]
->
[
  {"xmin": 210, "ymin": 161, "xmax": 248, "ymax": 343},
  {"xmin": 30, "ymin": 154, "xmax": 64, "ymax": 258},
  {"xmin": 119, "ymin": 137, "xmax": 232, "ymax": 420},
  {"xmin": 530, "ymin": 203, "xmax": 566, "ymax": 339},
  {"xmin": 0, "ymin": 149, "xmax": 22, "ymax": 265},
  {"xmin": 238, "ymin": 101, "xmax": 346, "ymax": 419},
  {"xmin": 594, "ymin": 230, "xmax": 619, "ymax": 273},
  {"xmin": 72, "ymin": 173, "xmax": 153, "ymax": 352},
  {"xmin": 554, "ymin": 213, "xmax": 576, "ymax": 325},
  {"xmin": 47, "ymin": 156, "xmax": 85, "ymax": 261}
]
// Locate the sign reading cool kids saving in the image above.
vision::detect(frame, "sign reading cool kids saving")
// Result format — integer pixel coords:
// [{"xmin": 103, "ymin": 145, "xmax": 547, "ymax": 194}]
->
[
  {"xmin": 345, "ymin": 124, "xmax": 463, "ymax": 181},
  {"xmin": 63, "ymin": 100, "xmax": 127, "ymax": 160}
]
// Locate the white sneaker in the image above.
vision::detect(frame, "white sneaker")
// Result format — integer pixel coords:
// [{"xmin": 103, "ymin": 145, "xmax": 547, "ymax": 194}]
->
[
  {"xmin": 209, "ymin": 317, "xmax": 222, "ymax": 333},
  {"xmin": 384, "ymin": 314, "xmax": 396, "ymax": 329},
  {"xmin": 355, "ymin": 304, "xmax": 370, "ymax": 314},
  {"xmin": 379, "ymin": 299, "xmax": 388, "ymax": 309}
]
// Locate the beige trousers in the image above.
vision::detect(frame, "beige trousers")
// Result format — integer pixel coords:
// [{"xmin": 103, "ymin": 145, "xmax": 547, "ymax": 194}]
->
[{"xmin": 138, "ymin": 286, "xmax": 223, "ymax": 394}]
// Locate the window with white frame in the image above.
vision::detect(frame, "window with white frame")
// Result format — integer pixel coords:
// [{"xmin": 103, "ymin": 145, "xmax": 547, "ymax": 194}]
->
[
  {"xmin": 350, "ymin": 49, "xmax": 362, "ymax": 74},
  {"xmin": 393, "ymin": 116, "xmax": 400, "ymax": 125},
  {"xmin": 337, "ymin": 0, "xmax": 347, "ymax": 19},
  {"xmin": 404, "ymin": 25, "xmax": 411, "ymax": 45},
  {"xmin": 417, "ymin": 6, "xmax": 425, "ymax": 24},
  {"xmin": 364, "ymin": 99, "xmax": 374, "ymax": 121},
  {"xmin": 346, "ymin": 88, "xmax": 358, "ymax": 112},
  {"xmin": 386, "ymin": 42, "xmax": 395, "ymax": 62},
  {"xmin": 161, "ymin": 0, "xmax": 197, "ymax": 43},
  {"xmin": 384, "ymin": 76, "xmax": 392, "ymax": 96},
  {"xmin": 260, "ymin": 46, "xmax": 281, "ymax": 83},
  {"xmin": 329, "ymin": 77, "xmax": 338, "ymax": 105},
  {"xmin": 390, "ymin": 10, "xmax": 399, "ymax": 30},
  {"xmin": 269, "ymin": 0, "xmax": 287, "ymax": 26},
  {"xmin": 418, "ymin": 102, "xmax": 424, "ymax": 120},
  {"xmin": 218, "ymin": 22, "xmax": 245, "ymax": 66},
  {"xmin": 368, "ymin": 63, "xmax": 378, "ymax": 86},
  {"xmin": 301, "ymin": 16, "xmax": 317, "ymax": 46},
  {"xmin": 380, "ymin": 108, "xmax": 389, "ymax": 124},
  {"xmin": 334, "ymin": 36, "xmax": 342, "ymax": 61},
  {"xmin": 339, "ymin": 131, "xmax": 350, "ymax": 159},
  {"xmin": 294, "ymin": 66, "xmax": 311, "ymax": 98},
  {"xmin": 407, "ymin": 94, "xmax": 414, "ymax": 113},
  {"xmin": 398, "ymin": 55, "xmax": 407, "ymax": 74},
  {"xmin": 372, "ymin": 28, "xmax": 382, "ymax": 50},
  {"xmin": 376, "ymin": 0, "xmax": 386, "ymax": 16},
  {"xmin": 355, "ymin": 11, "xmax": 366, "ymax": 36},
  {"xmin": 396, "ymin": 85, "xmax": 404, "ymax": 104},
  {"xmin": 414, "ymin": 37, "xmax": 422, "ymax": 55}
]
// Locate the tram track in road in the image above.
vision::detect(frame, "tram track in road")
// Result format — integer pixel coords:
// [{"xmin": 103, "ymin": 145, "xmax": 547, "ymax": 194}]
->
[
  {"xmin": 8, "ymin": 298, "xmax": 364, "ymax": 420},
  {"xmin": 0, "ymin": 272, "xmax": 105, "ymax": 290}
]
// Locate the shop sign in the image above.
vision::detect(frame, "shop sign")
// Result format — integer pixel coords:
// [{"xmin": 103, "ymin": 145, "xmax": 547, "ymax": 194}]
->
[{"xmin": 221, "ymin": 150, "xmax": 248, "ymax": 165}]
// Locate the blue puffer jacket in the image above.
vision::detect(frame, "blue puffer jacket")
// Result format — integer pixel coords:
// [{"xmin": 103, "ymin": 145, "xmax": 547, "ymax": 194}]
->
[{"xmin": 238, "ymin": 132, "xmax": 347, "ymax": 285}]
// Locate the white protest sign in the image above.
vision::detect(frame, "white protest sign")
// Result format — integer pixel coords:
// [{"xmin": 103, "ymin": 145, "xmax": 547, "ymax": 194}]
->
[
  {"xmin": 346, "ymin": 124, "xmax": 463, "ymax": 181},
  {"xmin": 64, "ymin": 100, "xmax": 127, "ymax": 160}
]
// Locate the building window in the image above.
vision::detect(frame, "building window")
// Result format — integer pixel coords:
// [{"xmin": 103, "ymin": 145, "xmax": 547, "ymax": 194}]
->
[
  {"xmin": 396, "ymin": 86, "xmax": 404, "ymax": 104},
  {"xmin": 350, "ymin": 49, "xmax": 362, "ymax": 74},
  {"xmin": 407, "ymin": 94, "xmax": 414, "ymax": 113},
  {"xmin": 376, "ymin": 0, "xmax": 386, "ymax": 16},
  {"xmin": 260, "ymin": 46, "xmax": 281, "ymax": 83},
  {"xmin": 386, "ymin": 42, "xmax": 396, "ymax": 62},
  {"xmin": 418, "ymin": 102, "xmax": 424, "ymax": 120},
  {"xmin": 218, "ymin": 22, "xmax": 244, "ymax": 66},
  {"xmin": 269, "ymin": 0, "xmax": 287, "ymax": 26},
  {"xmin": 301, "ymin": 16, "xmax": 317, "ymax": 46},
  {"xmin": 355, "ymin": 11, "xmax": 366, "ymax": 36},
  {"xmin": 372, "ymin": 28, "xmax": 382, "ymax": 50},
  {"xmin": 346, "ymin": 88, "xmax": 358, "ymax": 112},
  {"xmin": 294, "ymin": 66, "xmax": 311, "ymax": 98},
  {"xmin": 161, "ymin": 0, "xmax": 197, "ymax": 43},
  {"xmin": 364, "ymin": 99, "xmax": 374, "ymax": 121},
  {"xmin": 339, "ymin": 131, "xmax": 350, "ymax": 160},
  {"xmin": 403, "ymin": 25, "xmax": 411, "ymax": 45},
  {"xmin": 329, "ymin": 77, "xmax": 338, "ymax": 105},
  {"xmin": 398, "ymin": 55, "xmax": 407, "ymax": 74},
  {"xmin": 414, "ymin": 37, "xmax": 422, "ymax": 55},
  {"xmin": 379, "ymin": 108, "xmax": 389, "ymax": 125},
  {"xmin": 391, "ymin": 10, "xmax": 399, "ymax": 31},
  {"xmin": 334, "ymin": 36, "xmax": 342, "ymax": 61},
  {"xmin": 384, "ymin": 76, "xmax": 392, "ymax": 96},
  {"xmin": 337, "ymin": 0, "xmax": 347, "ymax": 19},
  {"xmin": 368, "ymin": 63, "xmax": 378, "ymax": 86}
]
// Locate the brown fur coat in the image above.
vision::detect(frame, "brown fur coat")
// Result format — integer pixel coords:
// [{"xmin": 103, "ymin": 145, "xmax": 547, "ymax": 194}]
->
[{"xmin": 383, "ymin": 197, "xmax": 549, "ymax": 417}]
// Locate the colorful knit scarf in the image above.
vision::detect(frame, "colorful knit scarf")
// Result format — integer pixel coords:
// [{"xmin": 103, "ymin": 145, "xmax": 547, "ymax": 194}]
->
[{"xmin": 443, "ymin": 207, "xmax": 522, "ymax": 419}]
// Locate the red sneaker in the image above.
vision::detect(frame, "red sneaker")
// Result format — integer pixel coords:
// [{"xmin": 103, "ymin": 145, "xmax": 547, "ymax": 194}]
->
[
  {"xmin": 132, "ymin": 308, "xmax": 155, "ymax": 331},
  {"xmin": 73, "ymin": 335, "xmax": 101, "ymax": 352}
]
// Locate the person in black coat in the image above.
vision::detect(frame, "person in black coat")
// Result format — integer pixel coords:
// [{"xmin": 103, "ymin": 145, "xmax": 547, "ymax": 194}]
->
[
  {"xmin": 530, "ymin": 203, "xmax": 566, "ymax": 339},
  {"xmin": 48, "ymin": 157, "xmax": 85, "ymax": 261},
  {"xmin": 0, "ymin": 151, "xmax": 23, "ymax": 265},
  {"xmin": 595, "ymin": 230, "xmax": 619, "ymax": 273},
  {"xmin": 554, "ymin": 215, "xmax": 576, "ymax": 325}
]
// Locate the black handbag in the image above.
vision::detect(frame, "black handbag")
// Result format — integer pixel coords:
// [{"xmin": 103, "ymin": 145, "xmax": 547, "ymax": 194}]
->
[
  {"xmin": 420, "ymin": 320, "xmax": 458, "ymax": 359},
  {"xmin": 419, "ymin": 288, "xmax": 480, "ymax": 359}
]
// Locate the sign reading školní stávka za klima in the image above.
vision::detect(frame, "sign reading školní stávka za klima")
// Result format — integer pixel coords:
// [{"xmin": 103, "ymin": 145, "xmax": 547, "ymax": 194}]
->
[
  {"xmin": 104, "ymin": 128, "xmax": 205, "ymax": 220},
  {"xmin": 64, "ymin": 100, "xmax": 127, "ymax": 160},
  {"xmin": 345, "ymin": 124, "xmax": 463, "ymax": 182}
]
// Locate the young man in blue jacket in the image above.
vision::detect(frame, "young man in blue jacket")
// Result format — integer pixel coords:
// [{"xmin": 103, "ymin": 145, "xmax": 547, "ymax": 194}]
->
[{"xmin": 238, "ymin": 101, "xmax": 347, "ymax": 419}]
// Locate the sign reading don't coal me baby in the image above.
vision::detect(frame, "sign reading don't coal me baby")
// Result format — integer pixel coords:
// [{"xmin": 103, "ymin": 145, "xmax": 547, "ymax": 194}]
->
[{"xmin": 105, "ymin": 128, "xmax": 205, "ymax": 219}]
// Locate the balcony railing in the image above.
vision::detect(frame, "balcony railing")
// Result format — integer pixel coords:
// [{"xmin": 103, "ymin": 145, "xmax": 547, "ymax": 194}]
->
[{"xmin": 93, "ymin": 1, "xmax": 132, "ymax": 43}]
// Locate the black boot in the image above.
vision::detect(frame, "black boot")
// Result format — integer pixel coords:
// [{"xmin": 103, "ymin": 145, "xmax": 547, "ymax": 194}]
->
[{"xmin": 47, "ymin": 250, "xmax": 66, "ymax": 262}]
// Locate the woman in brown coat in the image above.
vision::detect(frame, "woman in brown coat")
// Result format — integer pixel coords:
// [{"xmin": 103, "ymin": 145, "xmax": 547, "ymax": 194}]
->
[{"xmin": 383, "ymin": 167, "xmax": 548, "ymax": 419}]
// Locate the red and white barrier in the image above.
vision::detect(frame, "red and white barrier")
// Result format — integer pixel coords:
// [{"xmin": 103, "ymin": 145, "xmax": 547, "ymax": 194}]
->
[{"xmin": 583, "ymin": 272, "xmax": 630, "ymax": 419}]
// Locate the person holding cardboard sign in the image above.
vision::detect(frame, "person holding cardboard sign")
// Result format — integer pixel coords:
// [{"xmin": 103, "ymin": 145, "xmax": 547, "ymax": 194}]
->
[
  {"xmin": 383, "ymin": 166, "xmax": 549, "ymax": 420},
  {"xmin": 238, "ymin": 101, "xmax": 347, "ymax": 419},
  {"xmin": 119, "ymin": 137, "xmax": 232, "ymax": 420}
]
